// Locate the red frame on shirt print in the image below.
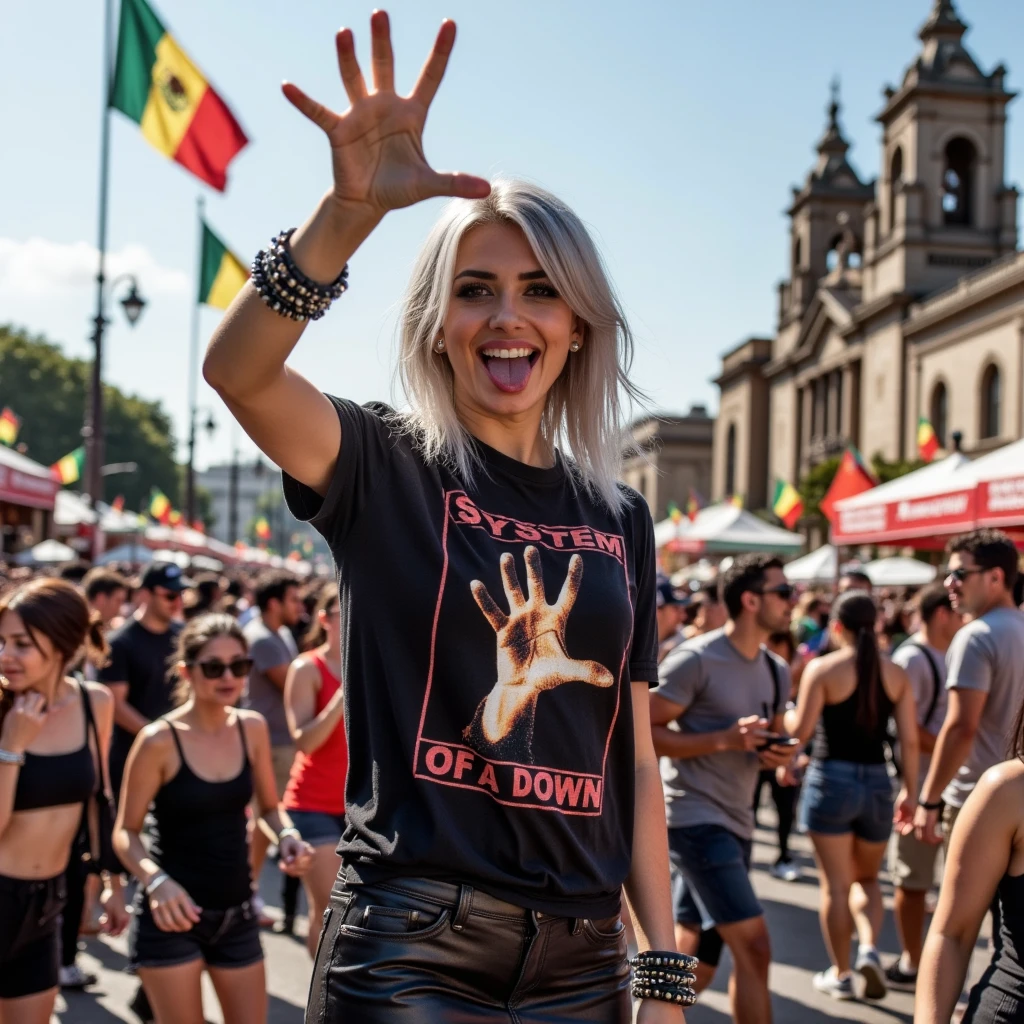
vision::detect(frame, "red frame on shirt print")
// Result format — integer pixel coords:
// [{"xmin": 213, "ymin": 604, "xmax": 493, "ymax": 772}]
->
[{"xmin": 411, "ymin": 489, "xmax": 635, "ymax": 816}]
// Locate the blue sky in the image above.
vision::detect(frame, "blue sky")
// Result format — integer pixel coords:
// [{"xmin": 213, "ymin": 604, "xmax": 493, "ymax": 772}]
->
[{"xmin": 2, "ymin": 0, "xmax": 1022, "ymax": 472}]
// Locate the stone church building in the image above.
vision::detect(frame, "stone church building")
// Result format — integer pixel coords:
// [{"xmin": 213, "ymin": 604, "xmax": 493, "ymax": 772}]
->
[{"xmin": 713, "ymin": 0, "xmax": 1023, "ymax": 510}]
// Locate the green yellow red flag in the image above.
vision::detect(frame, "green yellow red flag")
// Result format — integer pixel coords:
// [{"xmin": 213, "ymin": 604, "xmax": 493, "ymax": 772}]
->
[
  {"xmin": 110, "ymin": 0, "xmax": 248, "ymax": 191},
  {"xmin": 772, "ymin": 479, "xmax": 804, "ymax": 529},
  {"xmin": 149, "ymin": 488, "xmax": 171, "ymax": 523},
  {"xmin": 198, "ymin": 221, "xmax": 248, "ymax": 309},
  {"xmin": 917, "ymin": 416, "xmax": 940, "ymax": 462},
  {"xmin": 0, "ymin": 407, "xmax": 21, "ymax": 447},
  {"xmin": 686, "ymin": 488, "xmax": 704, "ymax": 521},
  {"xmin": 254, "ymin": 516, "xmax": 271, "ymax": 541},
  {"xmin": 50, "ymin": 447, "xmax": 85, "ymax": 485}
]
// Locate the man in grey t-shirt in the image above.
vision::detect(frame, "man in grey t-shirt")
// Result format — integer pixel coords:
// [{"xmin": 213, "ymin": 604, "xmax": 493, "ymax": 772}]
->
[
  {"xmin": 886, "ymin": 585, "xmax": 961, "ymax": 985},
  {"xmin": 650, "ymin": 554, "xmax": 795, "ymax": 1023},
  {"xmin": 916, "ymin": 530, "xmax": 1024, "ymax": 849}
]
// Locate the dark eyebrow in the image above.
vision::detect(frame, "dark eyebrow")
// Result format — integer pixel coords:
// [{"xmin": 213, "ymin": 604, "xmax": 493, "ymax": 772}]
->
[{"xmin": 453, "ymin": 269, "xmax": 550, "ymax": 282}]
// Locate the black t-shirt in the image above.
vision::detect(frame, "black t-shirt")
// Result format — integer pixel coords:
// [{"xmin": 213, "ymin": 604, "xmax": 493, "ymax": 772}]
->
[
  {"xmin": 98, "ymin": 618, "xmax": 182, "ymax": 773},
  {"xmin": 284, "ymin": 398, "xmax": 658, "ymax": 917}
]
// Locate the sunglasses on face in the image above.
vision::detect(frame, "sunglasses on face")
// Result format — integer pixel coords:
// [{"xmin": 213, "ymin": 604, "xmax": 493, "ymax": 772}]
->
[
  {"xmin": 945, "ymin": 567, "xmax": 985, "ymax": 584},
  {"xmin": 754, "ymin": 584, "xmax": 796, "ymax": 600},
  {"xmin": 154, "ymin": 588, "xmax": 183, "ymax": 602},
  {"xmin": 189, "ymin": 657, "xmax": 253, "ymax": 680}
]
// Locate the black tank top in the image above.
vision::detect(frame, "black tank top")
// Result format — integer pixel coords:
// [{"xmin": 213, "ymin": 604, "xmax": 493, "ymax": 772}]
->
[
  {"xmin": 12, "ymin": 681, "xmax": 96, "ymax": 811},
  {"xmin": 812, "ymin": 677, "xmax": 894, "ymax": 765},
  {"xmin": 984, "ymin": 871, "xmax": 1024, "ymax": 1003},
  {"xmin": 149, "ymin": 716, "xmax": 253, "ymax": 909}
]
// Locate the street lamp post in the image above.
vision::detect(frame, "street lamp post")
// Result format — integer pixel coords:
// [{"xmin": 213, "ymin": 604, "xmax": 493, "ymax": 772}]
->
[
  {"xmin": 185, "ymin": 407, "xmax": 217, "ymax": 525},
  {"xmin": 85, "ymin": 273, "xmax": 146, "ymax": 510}
]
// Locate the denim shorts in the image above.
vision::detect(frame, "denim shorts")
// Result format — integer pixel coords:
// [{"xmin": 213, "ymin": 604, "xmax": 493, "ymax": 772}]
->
[
  {"xmin": 801, "ymin": 759, "xmax": 894, "ymax": 842},
  {"xmin": 286, "ymin": 809, "xmax": 345, "ymax": 848},
  {"xmin": 130, "ymin": 894, "xmax": 263, "ymax": 970},
  {"xmin": 667, "ymin": 823, "xmax": 761, "ymax": 930}
]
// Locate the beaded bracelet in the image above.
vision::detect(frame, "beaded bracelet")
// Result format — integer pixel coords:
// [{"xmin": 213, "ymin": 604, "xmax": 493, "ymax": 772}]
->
[
  {"xmin": 629, "ymin": 979, "xmax": 697, "ymax": 1007},
  {"xmin": 629, "ymin": 950, "xmax": 698, "ymax": 1008},
  {"xmin": 252, "ymin": 229, "xmax": 349, "ymax": 322},
  {"xmin": 630, "ymin": 950, "xmax": 699, "ymax": 972}
]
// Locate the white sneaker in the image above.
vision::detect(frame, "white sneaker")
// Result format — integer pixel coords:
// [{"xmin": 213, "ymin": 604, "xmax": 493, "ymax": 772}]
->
[
  {"xmin": 856, "ymin": 947, "xmax": 887, "ymax": 1000},
  {"xmin": 769, "ymin": 859, "xmax": 801, "ymax": 883},
  {"xmin": 813, "ymin": 968, "xmax": 854, "ymax": 1000},
  {"xmin": 59, "ymin": 963, "xmax": 97, "ymax": 989}
]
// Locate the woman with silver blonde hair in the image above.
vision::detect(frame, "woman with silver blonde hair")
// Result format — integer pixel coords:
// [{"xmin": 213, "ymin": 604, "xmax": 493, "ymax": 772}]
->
[{"xmin": 205, "ymin": 12, "xmax": 690, "ymax": 1023}]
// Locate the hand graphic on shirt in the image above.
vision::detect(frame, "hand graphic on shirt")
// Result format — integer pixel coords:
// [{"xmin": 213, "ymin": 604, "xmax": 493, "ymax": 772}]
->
[{"xmin": 463, "ymin": 546, "xmax": 613, "ymax": 761}]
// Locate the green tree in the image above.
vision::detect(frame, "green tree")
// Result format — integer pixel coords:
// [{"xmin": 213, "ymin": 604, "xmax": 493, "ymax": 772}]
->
[
  {"xmin": 0, "ymin": 324, "xmax": 179, "ymax": 509},
  {"xmin": 798, "ymin": 456, "xmax": 842, "ymax": 520},
  {"xmin": 870, "ymin": 453, "xmax": 926, "ymax": 484}
]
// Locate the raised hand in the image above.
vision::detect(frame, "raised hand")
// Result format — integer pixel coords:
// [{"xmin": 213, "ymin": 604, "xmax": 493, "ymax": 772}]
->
[
  {"xmin": 0, "ymin": 691, "xmax": 48, "ymax": 753},
  {"xmin": 465, "ymin": 547, "xmax": 613, "ymax": 758},
  {"xmin": 283, "ymin": 11, "xmax": 490, "ymax": 219}
]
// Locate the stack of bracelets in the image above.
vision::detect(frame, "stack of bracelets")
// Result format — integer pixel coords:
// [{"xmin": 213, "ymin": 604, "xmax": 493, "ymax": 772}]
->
[
  {"xmin": 251, "ymin": 228, "xmax": 349, "ymax": 321},
  {"xmin": 629, "ymin": 950, "xmax": 699, "ymax": 1008}
]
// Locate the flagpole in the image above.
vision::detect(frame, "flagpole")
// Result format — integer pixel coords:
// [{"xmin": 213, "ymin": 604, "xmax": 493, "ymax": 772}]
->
[
  {"xmin": 86, "ymin": 0, "xmax": 115, "ymax": 539},
  {"xmin": 185, "ymin": 195, "xmax": 204, "ymax": 525}
]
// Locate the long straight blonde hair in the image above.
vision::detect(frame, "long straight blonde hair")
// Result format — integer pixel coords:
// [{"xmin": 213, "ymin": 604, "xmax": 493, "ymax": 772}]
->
[{"xmin": 395, "ymin": 178, "xmax": 643, "ymax": 515}]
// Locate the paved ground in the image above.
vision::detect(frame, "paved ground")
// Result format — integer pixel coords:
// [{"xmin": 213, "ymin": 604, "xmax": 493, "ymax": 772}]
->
[{"xmin": 59, "ymin": 811, "xmax": 991, "ymax": 1023}]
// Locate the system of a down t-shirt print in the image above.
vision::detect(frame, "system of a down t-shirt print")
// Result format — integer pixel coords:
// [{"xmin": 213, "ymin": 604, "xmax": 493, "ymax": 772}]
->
[{"xmin": 413, "ymin": 489, "xmax": 636, "ymax": 816}]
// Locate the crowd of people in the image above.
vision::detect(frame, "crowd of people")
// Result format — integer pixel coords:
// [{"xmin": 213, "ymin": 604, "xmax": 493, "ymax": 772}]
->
[{"xmin": 6, "ymin": 12, "xmax": 1024, "ymax": 1024}]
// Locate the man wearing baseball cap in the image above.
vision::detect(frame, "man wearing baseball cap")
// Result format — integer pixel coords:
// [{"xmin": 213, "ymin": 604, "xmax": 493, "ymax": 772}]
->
[
  {"xmin": 98, "ymin": 563, "xmax": 193, "ymax": 799},
  {"xmin": 657, "ymin": 575, "xmax": 692, "ymax": 663}
]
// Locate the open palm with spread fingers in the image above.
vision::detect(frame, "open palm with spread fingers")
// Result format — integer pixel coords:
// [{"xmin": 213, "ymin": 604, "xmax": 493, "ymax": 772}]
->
[
  {"xmin": 282, "ymin": 11, "xmax": 490, "ymax": 218},
  {"xmin": 464, "ymin": 547, "xmax": 613, "ymax": 762}
]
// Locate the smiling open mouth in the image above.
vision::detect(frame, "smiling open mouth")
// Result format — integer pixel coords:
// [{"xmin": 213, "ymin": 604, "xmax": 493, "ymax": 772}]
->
[{"xmin": 480, "ymin": 347, "xmax": 539, "ymax": 393}]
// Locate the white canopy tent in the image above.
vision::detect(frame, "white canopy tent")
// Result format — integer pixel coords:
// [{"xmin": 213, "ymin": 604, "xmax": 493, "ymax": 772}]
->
[
  {"xmin": 13, "ymin": 539, "xmax": 77, "ymax": 565},
  {"xmin": 654, "ymin": 503, "xmax": 803, "ymax": 555},
  {"xmin": 864, "ymin": 557, "xmax": 937, "ymax": 588},
  {"xmin": 784, "ymin": 545, "xmax": 839, "ymax": 584}
]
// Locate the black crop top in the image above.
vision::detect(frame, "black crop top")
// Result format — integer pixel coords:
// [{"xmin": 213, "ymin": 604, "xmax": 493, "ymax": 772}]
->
[{"xmin": 12, "ymin": 681, "xmax": 96, "ymax": 812}]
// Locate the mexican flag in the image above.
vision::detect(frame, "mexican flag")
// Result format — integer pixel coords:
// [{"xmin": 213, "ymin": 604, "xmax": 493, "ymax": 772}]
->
[
  {"xmin": 110, "ymin": 0, "xmax": 248, "ymax": 191},
  {"xmin": 199, "ymin": 221, "xmax": 248, "ymax": 309},
  {"xmin": 51, "ymin": 447, "xmax": 85, "ymax": 485}
]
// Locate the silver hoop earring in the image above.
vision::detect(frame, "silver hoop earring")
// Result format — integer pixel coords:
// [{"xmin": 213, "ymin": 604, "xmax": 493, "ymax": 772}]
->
[
  {"xmin": 435, "ymin": 336, "xmax": 445, "ymax": 352},
  {"xmin": 569, "ymin": 339, "xmax": 581, "ymax": 353}
]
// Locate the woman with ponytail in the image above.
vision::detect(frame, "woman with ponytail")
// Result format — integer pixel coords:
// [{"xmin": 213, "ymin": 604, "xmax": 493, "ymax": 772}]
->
[
  {"xmin": 785, "ymin": 590, "xmax": 918, "ymax": 1002},
  {"xmin": 0, "ymin": 578, "xmax": 128, "ymax": 1022}
]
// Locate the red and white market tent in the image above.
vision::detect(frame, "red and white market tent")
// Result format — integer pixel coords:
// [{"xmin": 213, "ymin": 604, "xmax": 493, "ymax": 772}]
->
[{"xmin": 831, "ymin": 439, "xmax": 1024, "ymax": 548}]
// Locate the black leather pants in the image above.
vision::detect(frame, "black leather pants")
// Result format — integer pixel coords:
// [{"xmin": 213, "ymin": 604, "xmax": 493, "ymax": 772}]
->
[{"xmin": 305, "ymin": 875, "xmax": 631, "ymax": 1023}]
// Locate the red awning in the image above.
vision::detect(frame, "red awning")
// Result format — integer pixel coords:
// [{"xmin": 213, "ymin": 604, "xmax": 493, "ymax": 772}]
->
[
  {"xmin": 0, "ymin": 447, "xmax": 59, "ymax": 511},
  {"xmin": 832, "ymin": 440, "xmax": 1024, "ymax": 548}
]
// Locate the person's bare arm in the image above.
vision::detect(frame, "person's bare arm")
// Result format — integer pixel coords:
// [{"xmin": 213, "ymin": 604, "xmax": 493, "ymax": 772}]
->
[
  {"xmin": 624, "ymin": 683, "xmax": 686, "ymax": 1022},
  {"xmin": 890, "ymin": 662, "xmax": 919, "ymax": 832},
  {"xmin": 107, "ymin": 681, "xmax": 150, "ymax": 735},
  {"xmin": 918, "ymin": 725, "xmax": 937, "ymax": 755},
  {"xmin": 285, "ymin": 657, "xmax": 345, "ymax": 755},
  {"xmin": 649, "ymin": 693, "xmax": 765, "ymax": 758},
  {"xmin": 203, "ymin": 14, "xmax": 487, "ymax": 496},
  {"xmin": 919, "ymin": 688, "xmax": 986, "ymax": 804},
  {"xmin": 783, "ymin": 658, "xmax": 827, "ymax": 746},
  {"xmin": 916, "ymin": 763, "xmax": 1023, "ymax": 1023}
]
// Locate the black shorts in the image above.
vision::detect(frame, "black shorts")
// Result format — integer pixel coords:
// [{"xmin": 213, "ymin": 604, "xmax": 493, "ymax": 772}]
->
[
  {"xmin": 130, "ymin": 893, "xmax": 263, "ymax": 970},
  {"xmin": 0, "ymin": 872, "xmax": 66, "ymax": 998}
]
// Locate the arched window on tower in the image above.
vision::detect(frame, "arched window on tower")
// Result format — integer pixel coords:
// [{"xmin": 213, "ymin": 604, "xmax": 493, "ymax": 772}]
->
[
  {"xmin": 825, "ymin": 233, "xmax": 844, "ymax": 273},
  {"xmin": 980, "ymin": 364, "xmax": 1001, "ymax": 439},
  {"xmin": 930, "ymin": 381, "xmax": 948, "ymax": 449},
  {"xmin": 889, "ymin": 146, "xmax": 904, "ymax": 234},
  {"xmin": 793, "ymin": 237, "xmax": 802, "ymax": 273},
  {"xmin": 942, "ymin": 138, "xmax": 976, "ymax": 226},
  {"xmin": 725, "ymin": 423, "xmax": 737, "ymax": 497}
]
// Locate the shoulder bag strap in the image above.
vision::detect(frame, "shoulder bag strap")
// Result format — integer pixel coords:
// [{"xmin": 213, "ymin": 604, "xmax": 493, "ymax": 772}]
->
[
  {"xmin": 904, "ymin": 641, "xmax": 942, "ymax": 727},
  {"xmin": 763, "ymin": 649, "xmax": 781, "ymax": 718}
]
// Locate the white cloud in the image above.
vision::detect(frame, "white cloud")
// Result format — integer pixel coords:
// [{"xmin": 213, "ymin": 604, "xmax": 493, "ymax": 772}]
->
[{"xmin": 0, "ymin": 237, "xmax": 188, "ymax": 297}]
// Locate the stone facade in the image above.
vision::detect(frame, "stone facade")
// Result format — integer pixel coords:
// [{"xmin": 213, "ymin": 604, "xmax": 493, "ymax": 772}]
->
[
  {"xmin": 621, "ymin": 406, "xmax": 714, "ymax": 521},
  {"xmin": 714, "ymin": 0, "xmax": 1022, "ymax": 506}
]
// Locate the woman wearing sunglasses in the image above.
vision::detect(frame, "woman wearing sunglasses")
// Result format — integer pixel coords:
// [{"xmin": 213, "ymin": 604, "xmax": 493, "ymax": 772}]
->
[
  {"xmin": 114, "ymin": 613, "xmax": 314, "ymax": 1024},
  {"xmin": 0, "ymin": 579, "xmax": 128, "ymax": 1024},
  {"xmin": 785, "ymin": 591, "xmax": 918, "ymax": 1002},
  {"xmin": 281, "ymin": 584, "xmax": 347, "ymax": 958}
]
